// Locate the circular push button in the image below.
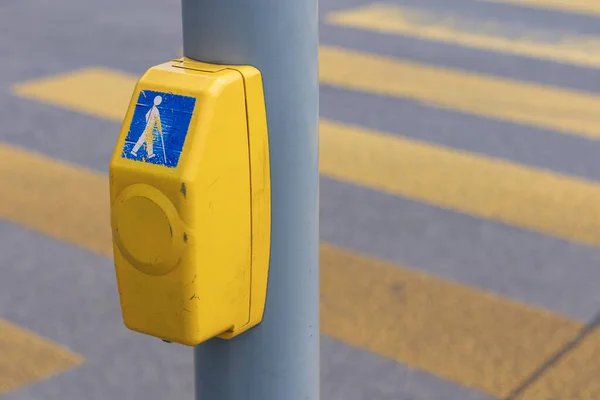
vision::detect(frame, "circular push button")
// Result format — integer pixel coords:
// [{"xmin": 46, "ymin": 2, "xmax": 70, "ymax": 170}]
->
[{"xmin": 112, "ymin": 184, "xmax": 183, "ymax": 275}]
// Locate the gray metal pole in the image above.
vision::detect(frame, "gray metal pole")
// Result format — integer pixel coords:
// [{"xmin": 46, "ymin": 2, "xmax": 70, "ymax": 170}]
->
[{"xmin": 181, "ymin": 1, "xmax": 320, "ymax": 400}]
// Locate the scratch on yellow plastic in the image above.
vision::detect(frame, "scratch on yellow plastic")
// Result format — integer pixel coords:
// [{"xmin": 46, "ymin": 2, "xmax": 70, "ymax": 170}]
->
[{"xmin": 109, "ymin": 58, "xmax": 271, "ymax": 346}]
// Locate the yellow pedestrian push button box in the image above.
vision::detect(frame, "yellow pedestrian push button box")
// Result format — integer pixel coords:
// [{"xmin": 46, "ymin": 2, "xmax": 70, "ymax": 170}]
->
[{"xmin": 108, "ymin": 58, "xmax": 271, "ymax": 346}]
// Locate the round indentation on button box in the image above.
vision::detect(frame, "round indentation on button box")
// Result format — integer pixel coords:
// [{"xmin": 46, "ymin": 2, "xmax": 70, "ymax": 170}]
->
[{"xmin": 112, "ymin": 183, "xmax": 183, "ymax": 275}]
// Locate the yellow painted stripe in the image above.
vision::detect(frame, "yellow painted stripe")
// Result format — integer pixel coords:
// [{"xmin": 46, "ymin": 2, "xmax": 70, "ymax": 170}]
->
[
  {"xmin": 479, "ymin": 0, "xmax": 600, "ymax": 16},
  {"xmin": 0, "ymin": 144, "xmax": 111, "ymax": 255},
  {"xmin": 326, "ymin": 4, "xmax": 600, "ymax": 69},
  {"xmin": 318, "ymin": 45, "xmax": 600, "ymax": 139},
  {"xmin": 0, "ymin": 318, "xmax": 83, "ymax": 395},
  {"xmin": 15, "ymin": 48, "xmax": 600, "ymax": 141},
  {"xmin": 11, "ymin": 68, "xmax": 600, "ymax": 247},
  {"xmin": 321, "ymin": 246, "xmax": 593, "ymax": 399},
  {"xmin": 0, "ymin": 141, "xmax": 596, "ymax": 398},
  {"xmin": 321, "ymin": 120, "xmax": 600, "ymax": 247},
  {"xmin": 514, "ymin": 328, "xmax": 600, "ymax": 399},
  {"xmin": 12, "ymin": 68, "xmax": 132, "ymax": 122}
]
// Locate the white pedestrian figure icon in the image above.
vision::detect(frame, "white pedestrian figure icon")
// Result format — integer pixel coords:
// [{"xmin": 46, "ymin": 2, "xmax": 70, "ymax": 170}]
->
[{"xmin": 131, "ymin": 95, "xmax": 167, "ymax": 161}]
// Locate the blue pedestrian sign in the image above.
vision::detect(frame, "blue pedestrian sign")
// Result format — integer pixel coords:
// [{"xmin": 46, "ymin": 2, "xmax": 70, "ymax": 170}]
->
[{"xmin": 121, "ymin": 90, "xmax": 196, "ymax": 168}]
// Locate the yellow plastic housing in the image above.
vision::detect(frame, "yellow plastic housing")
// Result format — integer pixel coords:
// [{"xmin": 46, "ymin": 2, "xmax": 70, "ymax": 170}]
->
[{"xmin": 108, "ymin": 58, "xmax": 271, "ymax": 346}]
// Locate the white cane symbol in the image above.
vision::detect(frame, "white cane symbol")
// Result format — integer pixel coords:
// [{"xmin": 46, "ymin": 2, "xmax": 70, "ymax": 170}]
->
[
  {"xmin": 131, "ymin": 95, "xmax": 167, "ymax": 163},
  {"xmin": 158, "ymin": 111, "xmax": 167, "ymax": 163}
]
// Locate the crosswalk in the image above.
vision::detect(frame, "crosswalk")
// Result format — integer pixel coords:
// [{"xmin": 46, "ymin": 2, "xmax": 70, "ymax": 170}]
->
[
  {"xmin": 0, "ymin": 124, "xmax": 596, "ymax": 398},
  {"xmin": 479, "ymin": 0, "xmax": 600, "ymax": 16},
  {"xmin": 3, "ymin": 0, "xmax": 600, "ymax": 399},
  {"xmin": 327, "ymin": 3, "xmax": 600, "ymax": 68},
  {"xmin": 13, "ymin": 66, "xmax": 600, "ymax": 248}
]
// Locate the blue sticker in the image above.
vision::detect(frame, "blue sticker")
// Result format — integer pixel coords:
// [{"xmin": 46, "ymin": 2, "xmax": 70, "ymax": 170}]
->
[{"xmin": 121, "ymin": 90, "xmax": 196, "ymax": 168}]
